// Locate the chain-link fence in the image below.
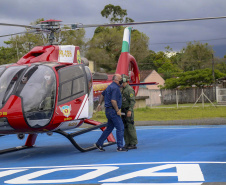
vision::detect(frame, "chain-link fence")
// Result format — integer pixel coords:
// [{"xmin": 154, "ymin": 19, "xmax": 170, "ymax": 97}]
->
[
  {"xmin": 137, "ymin": 86, "xmax": 221, "ymax": 107},
  {"xmin": 160, "ymin": 87, "xmax": 216, "ymax": 104}
]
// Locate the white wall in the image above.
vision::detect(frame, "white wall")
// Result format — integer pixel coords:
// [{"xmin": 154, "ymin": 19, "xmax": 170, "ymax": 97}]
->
[{"xmin": 137, "ymin": 87, "xmax": 162, "ymax": 106}]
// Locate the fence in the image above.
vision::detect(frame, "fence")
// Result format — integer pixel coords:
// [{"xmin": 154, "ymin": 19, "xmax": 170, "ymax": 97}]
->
[
  {"xmin": 216, "ymin": 87, "xmax": 226, "ymax": 104},
  {"xmin": 137, "ymin": 86, "xmax": 218, "ymax": 106},
  {"xmin": 160, "ymin": 87, "xmax": 216, "ymax": 105}
]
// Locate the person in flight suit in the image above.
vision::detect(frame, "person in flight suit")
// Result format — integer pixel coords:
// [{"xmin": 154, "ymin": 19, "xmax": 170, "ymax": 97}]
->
[
  {"xmin": 39, "ymin": 70, "xmax": 55, "ymax": 111},
  {"xmin": 121, "ymin": 74, "xmax": 138, "ymax": 149},
  {"xmin": 95, "ymin": 74, "xmax": 128, "ymax": 152}
]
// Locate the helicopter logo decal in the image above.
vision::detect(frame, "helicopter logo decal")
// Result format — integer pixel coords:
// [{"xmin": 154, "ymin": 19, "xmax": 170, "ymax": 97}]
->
[
  {"xmin": 60, "ymin": 105, "xmax": 72, "ymax": 118},
  {"xmin": 77, "ymin": 50, "xmax": 81, "ymax": 64}
]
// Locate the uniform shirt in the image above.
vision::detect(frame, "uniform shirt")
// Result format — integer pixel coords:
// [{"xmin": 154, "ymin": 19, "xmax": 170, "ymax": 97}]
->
[
  {"xmin": 121, "ymin": 84, "xmax": 136, "ymax": 111},
  {"xmin": 102, "ymin": 81, "xmax": 122, "ymax": 109}
]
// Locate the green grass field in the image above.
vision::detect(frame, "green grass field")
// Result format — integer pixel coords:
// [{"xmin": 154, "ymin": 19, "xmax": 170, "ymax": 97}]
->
[{"xmin": 92, "ymin": 104, "xmax": 226, "ymax": 122}]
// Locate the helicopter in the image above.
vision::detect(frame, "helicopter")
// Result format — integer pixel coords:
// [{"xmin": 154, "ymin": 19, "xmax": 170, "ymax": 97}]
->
[{"xmin": 0, "ymin": 16, "xmax": 225, "ymax": 154}]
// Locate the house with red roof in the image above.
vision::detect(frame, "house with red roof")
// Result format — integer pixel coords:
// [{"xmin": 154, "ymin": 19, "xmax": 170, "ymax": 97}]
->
[
  {"xmin": 140, "ymin": 70, "xmax": 165, "ymax": 89},
  {"xmin": 136, "ymin": 70, "xmax": 165, "ymax": 107}
]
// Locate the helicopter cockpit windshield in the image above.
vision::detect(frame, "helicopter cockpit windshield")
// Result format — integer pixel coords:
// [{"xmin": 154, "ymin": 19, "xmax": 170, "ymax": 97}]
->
[
  {"xmin": 18, "ymin": 65, "xmax": 56, "ymax": 128},
  {"xmin": 0, "ymin": 66, "xmax": 27, "ymax": 108},
  {"xmin": 0, "ymin": 64, "xmax": 56, "ymax": 129}
]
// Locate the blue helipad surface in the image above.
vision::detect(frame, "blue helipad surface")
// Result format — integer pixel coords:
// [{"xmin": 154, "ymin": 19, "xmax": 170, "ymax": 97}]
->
[{"xmin": 0, "ymin": 125, "xmax": 226, "ymax": 184}]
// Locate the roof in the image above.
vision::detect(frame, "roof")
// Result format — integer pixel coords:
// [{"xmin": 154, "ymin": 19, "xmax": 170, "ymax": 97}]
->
[
  {"xmin": 140, "ymin": 70, "xmax": 153, "ymax": 81},
  {"xmin": 218, "ymin": 76, "xmax": 226, "ymax": 81}
]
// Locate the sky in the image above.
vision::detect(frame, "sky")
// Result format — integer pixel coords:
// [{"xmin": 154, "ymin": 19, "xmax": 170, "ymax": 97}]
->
[{"xmin": 0, "ymin": 0, "xmax": 226, "ymax": 57}]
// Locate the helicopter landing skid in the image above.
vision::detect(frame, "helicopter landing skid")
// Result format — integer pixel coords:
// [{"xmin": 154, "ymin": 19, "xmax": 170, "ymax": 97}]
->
[
  {"xmin": 0, "ymin": 145, "xmax": 33, "ymax": 155},
  {"xmin": 0, "ymin": 134, "xmax": 37, "ymax": 155},
  {"xmin": 54, "ymin": 122, "xmax": 116, "ymax": 152}
]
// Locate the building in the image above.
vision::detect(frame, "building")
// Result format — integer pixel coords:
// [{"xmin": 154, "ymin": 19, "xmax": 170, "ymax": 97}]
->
[
  {"xmin": 140, "ymin": 70, "xmax": 165, "ymax": 89},
  {"xmin": 137, "ymin": 70, "xmax": 165, "ymax": 107}
]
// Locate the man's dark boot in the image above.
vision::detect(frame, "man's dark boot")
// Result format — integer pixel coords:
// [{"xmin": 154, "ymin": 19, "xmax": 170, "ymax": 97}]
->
[{"xmin": 127, "ymin": 145, "xmax": 137, "ymax": 149}]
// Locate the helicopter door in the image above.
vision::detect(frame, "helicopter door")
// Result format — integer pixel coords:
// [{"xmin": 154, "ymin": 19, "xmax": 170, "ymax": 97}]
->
[{"xmin": 57, "ymin": 64, "xmax": 91, "ymax": 120}]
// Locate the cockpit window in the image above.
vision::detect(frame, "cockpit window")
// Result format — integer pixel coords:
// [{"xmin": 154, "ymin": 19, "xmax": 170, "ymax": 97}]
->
[
  {"xmin": 0, "ymin": 66, "xmax": 27, "ymax": 108},
  {"xmin": 17, "ymin": 65, "xmax": 56, "ymax": 128},
  {"xmin": 58, "ymin": 64, "xmax": 88, "ymax": 105}
]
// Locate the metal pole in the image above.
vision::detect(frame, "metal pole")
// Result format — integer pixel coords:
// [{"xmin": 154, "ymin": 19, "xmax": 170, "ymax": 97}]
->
[
  {"xmin": 212, "ymin": 54, "xmax": 215, "ymax": 83},
  {"xmin": 212, "ymin": 54, "xmax": 217, "ymax": 103},
  {"xmin": 216, "ymin": 86, "xmax": 219, "ymax": 103},
  {"xmin": 202, "ymin": 89, "xmax": 204, "ymax": 108},
  {"xmin": 176, "ymin": 90, "xmax": 178, "ymax": 109}
]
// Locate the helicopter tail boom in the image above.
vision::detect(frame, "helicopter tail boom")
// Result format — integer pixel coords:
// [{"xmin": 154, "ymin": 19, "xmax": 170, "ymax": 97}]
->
[{"xmin": 116, "ymin": 27, "xmax": 140, "ymax": 95}]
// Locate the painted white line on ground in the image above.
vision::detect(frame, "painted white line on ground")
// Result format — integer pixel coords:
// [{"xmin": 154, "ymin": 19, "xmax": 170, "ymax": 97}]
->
[{"xmin": 0, "ymin": 161, "xmax": 225, "ymax": 170}]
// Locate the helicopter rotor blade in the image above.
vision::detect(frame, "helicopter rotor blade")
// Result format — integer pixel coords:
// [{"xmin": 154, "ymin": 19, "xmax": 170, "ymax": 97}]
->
[
  {"xmin": 0, "ymin": 30, "xmax": 38, "ymax": 37},
  {"xmin": 1, "ymin": 16, "xmax": 226, "ymax": 42},
  {"xmin": 60, "ymin": 28, "xmax": 76, "ymax": 32},
  {"xmin": 76, "ymin": 16, "xmax": 226, "ymax": 28},
  {"xmin": 0, "ymin": 22, "xmax": 37, "ymax": 29}
]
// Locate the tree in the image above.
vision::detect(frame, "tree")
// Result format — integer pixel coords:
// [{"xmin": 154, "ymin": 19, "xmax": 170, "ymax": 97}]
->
[
  {"xmin": 86, "ymin": 5, "xmax": 149, "ymax": 72},
  {"xmin": 2, "ymin": 18, "xmax": 48, "ymax": 63},
  {"xmin": 154, "ymin": 51, "xmax": 181, "ymax": 79},
  {"xmin": 60, "ymin": 28, "xmax": 86, "ymax": 55},
  {"xmin": 0, "ymin": 46, "xmax": 17, "ymax": 64},
  {"xmin": 6, "ymin": 31, "xmax": 46, "ymax": 58},
  {"xmin": 139, "ymin": 50, "xmax": 157, "ymax": 70},
  {"xmin": 86, "ymin": 27, "xmax": 149, "ymax": 72},
  {"xmin": 86, "ymin": 27, "xmax": 125, "ymax": 71},
  {"xmin": 140, "ymin": 48, "xmax": 181, "ymax": 79},
  {"xmin": 214, "ymin": 57, "xmax": 226, "ymax": 74},
  {"xmin": 0, "ymin": 18, "xmax": 87, "ymax": 63},
  {"xmin": 130, "ymin": 29, "xmax": 149, "ymax": 63},
  {"xmin": 216, "ymin": 62, "xmax": 226, "ymax": 74},
  {"xmin": 163, "ymin": 68, "xmax": 226, "ymax": 89},
  {"xmin": 101, "ymin": 4, "xmax": 134, "ymax": 23},
  {"xmin": 180, "ymin": 41, "xmax": 214, "ymax": 71}
]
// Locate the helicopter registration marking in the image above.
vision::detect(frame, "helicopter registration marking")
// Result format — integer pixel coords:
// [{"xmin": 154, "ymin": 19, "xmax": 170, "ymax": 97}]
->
[
  {"xmin": 68, "ymin": 121, "xmax": 79, "ymax": 126},
  {"xmin": 59, "ymin": 50, "xmax": 72, "ymax": 58},
  {"xmin": 64, "ymin": 117, "xmax": 73, "ymax": 121},
  {"xmin": 58, "ymin": 45, "xmax": 75, "ymax": 63},
  {"xmin": 0, "ymin": 112, "xmax": 7, "ymax": 116}
]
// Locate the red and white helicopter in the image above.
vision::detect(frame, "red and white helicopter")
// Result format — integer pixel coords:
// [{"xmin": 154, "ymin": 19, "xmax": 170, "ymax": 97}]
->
[{"xmin": 0, "ymin": 16, "xmax": 225, "ymax": 154}]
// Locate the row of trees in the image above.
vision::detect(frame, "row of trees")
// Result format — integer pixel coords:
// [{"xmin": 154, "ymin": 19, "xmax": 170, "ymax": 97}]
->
[{"xmin": 0, "ymin": 4, "xmax": 226, "ymax": 89}]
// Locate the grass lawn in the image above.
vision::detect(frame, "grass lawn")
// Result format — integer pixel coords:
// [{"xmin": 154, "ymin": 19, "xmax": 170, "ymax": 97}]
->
[{"xmin": 92, "ymin": 104, "xmax": 226, "ymax": 122}]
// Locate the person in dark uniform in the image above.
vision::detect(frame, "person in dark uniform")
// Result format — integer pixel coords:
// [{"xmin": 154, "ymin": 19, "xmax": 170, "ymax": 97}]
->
[
  {"xmin": 95, "ymin": 74, "xmax": 128, "ymax": 152},
  {"xmin": 121, "ymin": 74, "xmax": 138, "ymax": 149}
]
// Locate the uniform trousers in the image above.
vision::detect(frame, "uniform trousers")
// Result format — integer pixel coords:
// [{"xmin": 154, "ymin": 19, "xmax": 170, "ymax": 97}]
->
[
  {"xmin": 121, "ymin": 109, "xmax": 138, "ymax": 146},
  {"xmin": 96, "ymin": 108, "xmax": 124, "ymax": 148}
]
